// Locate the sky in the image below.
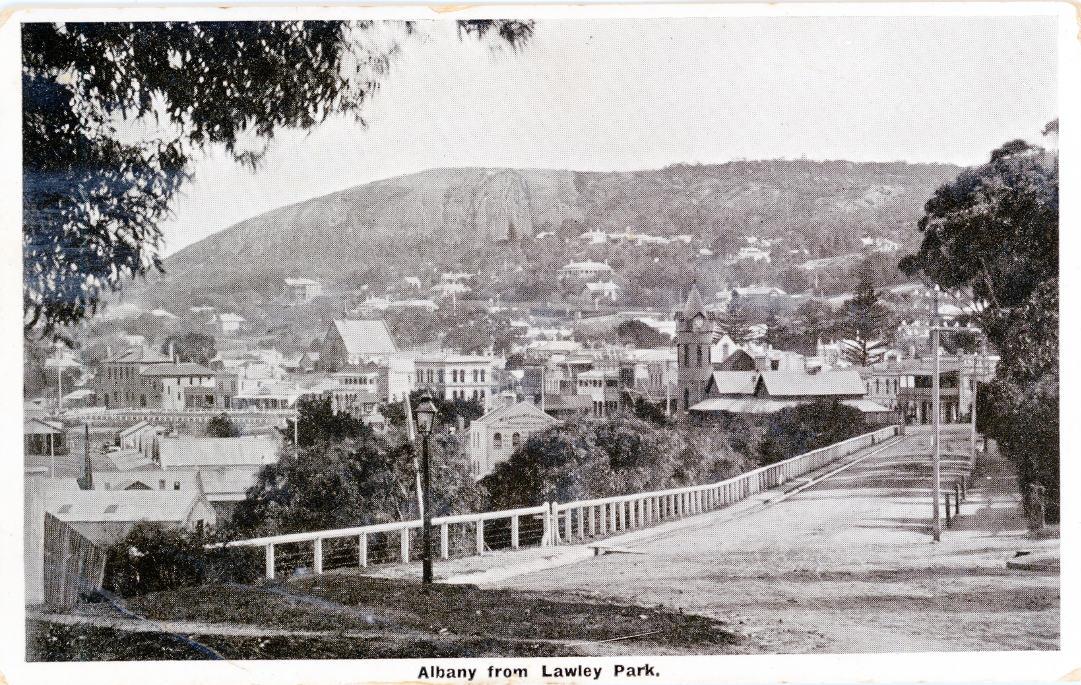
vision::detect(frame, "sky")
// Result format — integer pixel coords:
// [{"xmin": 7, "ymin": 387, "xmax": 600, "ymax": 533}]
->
[{"xmin": 158, "ymin": 15, "xmax": 1058, "ymax": 255}]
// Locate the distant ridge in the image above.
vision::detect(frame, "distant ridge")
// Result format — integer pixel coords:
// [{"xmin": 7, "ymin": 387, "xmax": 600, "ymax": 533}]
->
[{"xmin": 138, "ymin": 160, "xmax": 960, "ymax": 305}]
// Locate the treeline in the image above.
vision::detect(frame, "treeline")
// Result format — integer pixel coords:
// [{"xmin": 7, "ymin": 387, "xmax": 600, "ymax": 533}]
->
[{"xmin": 101, "ymin": 397, "xmax": 869, "ymax": 596}]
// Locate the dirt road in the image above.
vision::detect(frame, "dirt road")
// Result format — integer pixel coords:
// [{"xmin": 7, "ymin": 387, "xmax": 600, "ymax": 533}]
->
[{"xmin": 488, "ymin": 426, "xmax": 1059, "ymax": 653}]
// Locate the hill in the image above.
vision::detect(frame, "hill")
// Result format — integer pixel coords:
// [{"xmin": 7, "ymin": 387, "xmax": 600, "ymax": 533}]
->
[{"xmin": 134, "ymin": 160, "xmax": 961, "ymax": 309}]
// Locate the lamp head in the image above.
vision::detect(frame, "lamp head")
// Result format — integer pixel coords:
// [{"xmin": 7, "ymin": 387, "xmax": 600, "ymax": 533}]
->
[{"xmin": 416, "ymin": 393, "xmax": 438, "ymax": 436}]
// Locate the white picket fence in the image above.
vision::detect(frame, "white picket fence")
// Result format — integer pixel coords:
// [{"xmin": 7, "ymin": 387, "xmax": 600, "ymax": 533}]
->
[{"xmin": 213, "ymin": 425, "xmax": 899, "ymax": 580}]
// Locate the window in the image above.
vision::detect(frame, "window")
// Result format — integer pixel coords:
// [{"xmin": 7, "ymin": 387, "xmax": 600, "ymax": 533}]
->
[
  {"xmin": 493, "ymin": 432, "xmax": 503, "ymax": 449},
  {"xmin": 473, "ymin": 369, "xmax": 479, "ymax": 383},
  {"xmin": 480, "ymin": 370, "xmax": 486, "ymax": 382},
  {"xmin": 683, "ymin": 388, "xmax": 690, "ymax": 410},
  {"xmin": 696, "ymin": 346, "xmax": 702, "ymax": 368},
  {"xmin": 159, "ymin": 479, "xmax": 166, "ymax": 489},
  {"xmin": 683, "ymin": 344, "xmax": 689, "ymax": 366},
  {"xmin": 437, "ymin": 369, "xmax": 445, "ymax": 384},
  {"xmin": 512, "ymin": 432, "xmax": 520, "ymax": 447},
  {"xmin": 174, "ymin": 481, "xmax": 181, "ymax": 490}
]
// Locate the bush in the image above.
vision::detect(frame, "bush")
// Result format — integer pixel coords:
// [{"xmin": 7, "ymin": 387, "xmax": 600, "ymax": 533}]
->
[
  {"xmin": 103, "ymin": 522, "xmax": 262, "ymax": 597},
  {"xmin": 757, "ymin": 401, "xmax": 869, "ymax": 465},
  {"xmin": 483, "ymin": 414, "xmax": 752, "ymax": 509},
  {"xmin": 205, "ymin": 413, "xmax": 240, "ymax": 438}
]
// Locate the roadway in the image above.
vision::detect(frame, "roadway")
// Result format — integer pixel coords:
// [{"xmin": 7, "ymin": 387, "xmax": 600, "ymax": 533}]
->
[{"xmin": 487, "ymin": 426, "xmax": 1059, "ymax": 653}]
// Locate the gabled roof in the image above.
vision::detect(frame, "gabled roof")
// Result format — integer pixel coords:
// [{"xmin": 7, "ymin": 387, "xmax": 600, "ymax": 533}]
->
[
  {"xmin": 140, "ymin": 363, "xmax": 215, "ymax": 377},
  {"xmin": 46, "ymin": 488, "xmax": 206, "ymax": 523},
  {"xmin": 476, "ymin": 401, "xmax": 560, "ymax": 426},
  {"xmin": 105, "ymin": 347, "xmax": 172, "ymax": 364},
  {"xmin": 715, "ymin": 349, "xmax": 756, "ymax": 372},
  {"xmin": 118, "ymin": 420, "xmax": 153, "ymax": 437},
  {"xmin": 25, "ymin": 417, "xmax": 63, "ymax": 435},
  {"xmin": 157, "ymin": 435, "xmax": 279, "ymax": 468},
  {"xmin": 706, "ymin": 371, "xmax": 759, "ymax": 396},
  {"xmin": 757, "ymin": 370, "xmax": 865, "ymax": 397},
  {"xmin": 332, "ymin": 320, "xmax": 398, "ymax": 356}
]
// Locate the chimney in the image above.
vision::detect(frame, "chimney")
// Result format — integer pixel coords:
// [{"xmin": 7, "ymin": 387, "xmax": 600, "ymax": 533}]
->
[
  {"xmin": 754, "ymin": 354, "xmax": 770, "ymax": 372},
  {"xmin": 169, "ymin": 341, "xmax": 177, "ymax": 363}
]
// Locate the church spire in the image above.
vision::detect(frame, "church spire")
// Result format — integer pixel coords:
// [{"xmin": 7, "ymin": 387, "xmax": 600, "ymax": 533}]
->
[{"xmin": 682, "ymin": 282, "xmax": 705, "ymax": 320}]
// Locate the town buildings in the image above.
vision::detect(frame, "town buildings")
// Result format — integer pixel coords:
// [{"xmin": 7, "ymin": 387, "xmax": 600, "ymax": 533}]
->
[
  {"xmin": 94, "ymin": 347, "xmax": 172, "ymax": 408},
  {"xmin": 318, "ymin": 319, "xmax": 399, "ymax": 371},
  {"xmin": 414, "ymin": 352, "xmax": 500, "ymax": 407}
]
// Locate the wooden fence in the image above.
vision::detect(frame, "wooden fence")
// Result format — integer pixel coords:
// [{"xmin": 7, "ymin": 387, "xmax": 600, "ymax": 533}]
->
[
  {"xmin": 214, "ymin": 425, "xmax": 900, "ymax": 580},
  {"xmin": 42, "ymin": 513, "xmax": 108, "ymax": 609}
]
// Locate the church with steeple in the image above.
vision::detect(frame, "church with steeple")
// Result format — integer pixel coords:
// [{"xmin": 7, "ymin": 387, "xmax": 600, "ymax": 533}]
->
[{"xmin": 674, "ymin": 284, "xmax": 726, "ymax": 412}]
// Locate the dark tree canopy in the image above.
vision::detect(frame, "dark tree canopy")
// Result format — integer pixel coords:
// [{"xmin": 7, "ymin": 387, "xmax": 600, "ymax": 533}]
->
[
  {"xmin": 901, "ymin": 130, "xmax": 1059, "ymax": 520},
  {"xmin": 205, "ymin": 412, "xmax": 240, "ymax": 438},
  {"xmin": 22, "ymin": 19, "xmax": 533, "ymax": 339},
  {"xmin": 161, "ymin": 331, "xmax": 216, "ymax": 365},
  {"xmin": 899, "ymin": 139, "xmax": 1057, "ymax": 318}
]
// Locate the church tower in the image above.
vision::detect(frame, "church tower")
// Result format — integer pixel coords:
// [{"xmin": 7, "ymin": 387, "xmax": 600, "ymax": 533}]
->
[{"xmin": 675, "ymin": 284, "xmax": 716, "ymax": 412}]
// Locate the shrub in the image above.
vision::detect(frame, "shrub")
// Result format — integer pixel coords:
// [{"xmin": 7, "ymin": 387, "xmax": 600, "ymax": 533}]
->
[{"xmin": 103, "ymin": 522, "xmax": 262, "ymax": 597}]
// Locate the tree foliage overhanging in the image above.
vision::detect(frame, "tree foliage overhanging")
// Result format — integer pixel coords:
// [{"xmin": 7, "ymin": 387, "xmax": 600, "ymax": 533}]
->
[
  {"xmin": 900, "ymin": 129, "xmax": 1059, "ymax": 520},
  {"xmin": 22, "ymin": 19, "xmax": 533, "ymax": 339}
]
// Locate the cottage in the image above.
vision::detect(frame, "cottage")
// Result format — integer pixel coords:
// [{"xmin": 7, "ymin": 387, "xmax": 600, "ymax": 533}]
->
[
  {"xmin": 283, "ymin": 277, "xmax": 324, "ymax": 304},
  {"xmin": 25, "ymin": 417, "xmax": 67, "ymax": 457}
]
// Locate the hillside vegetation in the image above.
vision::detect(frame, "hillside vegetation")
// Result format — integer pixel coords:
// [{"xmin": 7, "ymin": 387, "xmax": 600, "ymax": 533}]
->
[{"xmin": 135, "ymin": 160, "xmax": 958, "ymax": 309}]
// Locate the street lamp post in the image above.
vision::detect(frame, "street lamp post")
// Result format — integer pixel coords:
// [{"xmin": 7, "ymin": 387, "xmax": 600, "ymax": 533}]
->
[
  {"xmin": 931, "ymin": 286, "xmax": 941, "ymax": 542},
  {"xmin": 415, "ymin": 393, "xmax": 439, "ymax": 585}
]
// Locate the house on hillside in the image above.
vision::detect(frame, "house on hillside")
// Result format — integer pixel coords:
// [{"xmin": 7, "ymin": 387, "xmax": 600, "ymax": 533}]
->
[
  {"xmin": 581, "ymin": 281, "xmax": 621, "ymax": 306},
  {"xmin": 468, "ymin": 400, "xmax": 560, "ymax": 479},
  {"xmin": 212, "ymin": 313, "xmax": 246, "ymax": 335},
  {"xmin": 558, "ymin": 260, "xmax": 613, "ymax": 282},
  {"xmin": 283, "ymin": 277, "xmax": 324, "ymax": 304},
  {"xmin": 731, "ymin": 286, "xmax": 790, "ymax": 310},
  {"xmin": 318, "ymin": 319, "xmax": 399, "ymax": 372}
]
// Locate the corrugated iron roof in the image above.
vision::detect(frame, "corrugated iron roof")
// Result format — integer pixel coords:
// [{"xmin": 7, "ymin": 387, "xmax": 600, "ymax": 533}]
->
[
  {"xmin": 758, "ymin": 370, "xmax": 865, "ymax": 397},
  {"xmin": 333, "ymin": 320, "xmax": 398, "ymax": 356},
  {"xmin": 157, "ymin": 435, "xmax": 279, "ymax": 468},
  {"xmin": 140, "ymin": 363, "xmax": 215, "ymax": 377},
  {"xmin": 45, "ymin": 488, "xmax": 206, "ymax": 523},
  {"xmin": 708, "ymin": 371, "xmax": 759, "ymax": 396},
  {"xmin": 691, "ymin": 398, "xmax": 799, "ymax": 413}
]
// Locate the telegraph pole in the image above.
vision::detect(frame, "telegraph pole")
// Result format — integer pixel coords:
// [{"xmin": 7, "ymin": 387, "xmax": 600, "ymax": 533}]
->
[
  {"xmin": 970, "ymin": 344, "xmax": 979, "ymax": 465},
  {"xmin": 931, "ymin": 286, "xmax": 941, "ymax": 543}
]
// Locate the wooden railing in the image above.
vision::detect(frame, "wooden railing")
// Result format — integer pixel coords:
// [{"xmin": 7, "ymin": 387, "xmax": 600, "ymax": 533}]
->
[
  {"xmin": 550, "ymin": 424, "xmax": 900, "ymax": 543},
  {"xmin": 214, "ymin": 425, "xmax": 900, "ymax": 580},
  {"xmin": 212, "ymin": 505, "xmax": 550, "ymax": 580}
]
